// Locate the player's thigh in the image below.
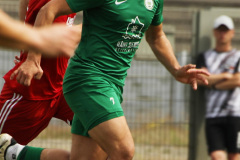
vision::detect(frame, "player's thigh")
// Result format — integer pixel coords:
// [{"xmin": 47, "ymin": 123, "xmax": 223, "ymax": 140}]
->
[
  {"xmin": 89, "ymin": 116, "xmax": 134, "ymax": 157},
  {"xmin": 205, "ymin": 118, "xmax": 226, "ymax": 154},
  {"xmin": 226, "ymin": 117, "xmax": 240, "ymax": 153},
  {"xmin": 64, "ymin": 78, "xmax": 124, "ymax": 137},
  {"xmin": 53, "ymin": 91, "xmax": 73, "ymax": 125},
  {"xmin": 0, "ymin": 93, "xmax": 24, "ymax": 133},
  {"xmin": 0, "ymin": 93, "xmax": 54, "ymax": 144},
  {"xmin": 70, "ymin": 133, "xmax": 107, "ymax": 160}
]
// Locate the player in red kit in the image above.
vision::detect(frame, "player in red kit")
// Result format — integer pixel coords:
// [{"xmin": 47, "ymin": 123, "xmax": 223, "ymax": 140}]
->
[{"xmin": 0, "ymin": 0, "xmax": 77, "ymax": 145}]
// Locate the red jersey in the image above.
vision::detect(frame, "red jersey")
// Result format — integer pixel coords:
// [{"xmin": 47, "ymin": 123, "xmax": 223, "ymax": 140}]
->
[{"xmin": 2, "ymin": 0, "xmax": 76, "ymax": 100}]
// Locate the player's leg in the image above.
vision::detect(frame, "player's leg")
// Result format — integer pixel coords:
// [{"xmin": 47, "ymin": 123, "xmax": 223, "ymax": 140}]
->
[
  {"xmin": 226, "ymin": 117, "xmax": 240, "ymax": 160},
  {"xmin": 64, "ymin": 79, "xmax": 134, "ymax": 160},
  {"xmin": 40, "ymin": 149, "xmax": 70, "ymax": 160},
  {"xmin": 0, "ymin": 92, "xmax": 32, "ymax": 144},
  {"xmin": 0, "ymin": 88, "xmax": 57, "ymax": 145},
  {"xmin": 69, "ymin": 115, "xmax": 134, "ymax": 160},
  {"xmin": 33, "ymin": 91, "xmax": 74, "ymax": 160},
  {"xmin": 54, "ymin": 90, "xmax": 130, "ymax": 160},
  {"xmin": 53, "ymin": 91, "xmax": 73, "ymax": 125},
  {"xmin": 88, "ymin": 116, "xmax": 135, "ymax": 160},
  {"xmin": 0, "ymin": 133, "xmax": 71, "ymax": 160},
  {"xmin": 0, "ymin": 133, "xmax": 42, "ymax": 160},
  {"xmin": 1, "ymin": 89, "xmax": 72, "ymax": 145},
  {"xmin": 205, "ymin": 118, "xmax": 226, "ymax": 160},
  {"xmin": 54, "ymin": 91, "xmax": 110, "ymax": 159},
  {"xmin": 0, "ymin": 89, "xmax": 71, "ymax": 160},
  {"xmin": 35, "ymin": 91, "xmax": 73, "ymax": 160},
  {"xmin": 70, "ymin": 133, "xmax": 107, "ymax": 160}
]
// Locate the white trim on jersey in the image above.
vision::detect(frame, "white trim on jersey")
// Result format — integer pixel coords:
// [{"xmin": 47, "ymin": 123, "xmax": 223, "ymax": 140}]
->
[{"xmin": 0, "ymin": 93, "xmax": 23, "ymax": 133}]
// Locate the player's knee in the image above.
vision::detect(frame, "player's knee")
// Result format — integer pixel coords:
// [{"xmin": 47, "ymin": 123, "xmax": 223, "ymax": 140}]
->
[
  {"xmin": 115, "ymin": 143, "xmax": 135, "ymax": 160},
  {"xmin": 126, "ymin": 144, "xmax": 135, "ymax": 160}
]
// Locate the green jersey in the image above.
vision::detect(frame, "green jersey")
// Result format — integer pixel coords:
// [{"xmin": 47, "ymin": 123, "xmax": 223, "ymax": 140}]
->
[{"xmin": 66, "ymin": 0, "xmax": 163, "ymax": 86}]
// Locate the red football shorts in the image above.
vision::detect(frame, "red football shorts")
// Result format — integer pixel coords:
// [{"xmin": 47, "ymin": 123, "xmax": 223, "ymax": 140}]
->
[{"xmin": 0, "ymin": 91, "xmax": 73, "ymax": 145}]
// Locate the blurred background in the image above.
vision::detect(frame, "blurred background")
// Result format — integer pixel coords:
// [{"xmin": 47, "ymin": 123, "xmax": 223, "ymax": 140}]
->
[{"xmin": 1, "ymin": 0, "xmax": 240, "ymax": 160}]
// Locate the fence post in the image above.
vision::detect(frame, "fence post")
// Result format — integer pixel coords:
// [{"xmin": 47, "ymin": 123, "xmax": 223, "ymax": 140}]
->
[
  {"xmin": 188, "ymin": 87, "xmax": 209, "ymax": 160},
  {"xmin": 188, "ymin": 10, "xmax": 210, "ymax": 160}
]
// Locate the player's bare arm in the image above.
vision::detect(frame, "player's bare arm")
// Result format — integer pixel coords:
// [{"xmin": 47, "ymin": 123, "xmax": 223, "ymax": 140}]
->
[
  {"xmin": 35, "ymin": 0, "xmax": 74, "ymax": 26},
  {"xmin": 9, "ymin": 1, "xmax": 43, "ymax": 86},
  {"xmin": 35, "ymin": 0, "xmax": 82, "ymax": 55},
  {"xmin": 0, "ymin": 10, "xmax": 45, "ymax": 52},
  {"xmin": 146, "ymin": 24, "xmax": 209, "ymax": 90},
  {"xmin": 0, "ymin": 9, "xmax": 80, "ymax": 56},
  {"xmin": 11, "ymin": 0, "xmax": 81, "ymax": 86},
  {"xmin": 19, "ymin": 0, "xmax": 29, "ymax": 21}
]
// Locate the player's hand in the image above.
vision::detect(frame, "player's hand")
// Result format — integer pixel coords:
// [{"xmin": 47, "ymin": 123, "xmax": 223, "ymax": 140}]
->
[
  {"xmin": 37, "ymin": 24, "xmax": 81, "ymax": 57},
  {"xmin": 174, "ymin": 64, "xmax": 210, "ymax": 90},
  {"xmin": 10, "ymin": 58, "xmax": 43, "ymax": 86},
  {"xmin": 14, "ymin": 55, "xmax": 20, "ymax": 65}
]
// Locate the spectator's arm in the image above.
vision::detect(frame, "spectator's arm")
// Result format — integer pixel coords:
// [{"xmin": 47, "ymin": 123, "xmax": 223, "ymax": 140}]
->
[
  {"xmin": 214, "ymin": 73, "xmax": 240, "ymax": 90},
  {"xmin": 196, "ymin": 66, "xmax": 232, "ymax": 87}
]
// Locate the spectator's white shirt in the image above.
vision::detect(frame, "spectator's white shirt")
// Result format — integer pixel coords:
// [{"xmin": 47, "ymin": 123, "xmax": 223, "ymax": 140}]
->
[{"xmin": 203, "ymin": 49, "xmax": 240, "ymax": 118}]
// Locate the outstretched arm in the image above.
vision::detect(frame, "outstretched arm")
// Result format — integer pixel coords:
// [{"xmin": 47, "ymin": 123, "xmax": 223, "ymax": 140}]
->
[
  {"xmin": 0, "ymin": 9, "xmax": 79, "ymax": 56},
  {"xmin": 146, "ymin": 24, "xmax": 209, "ymax": 90},
  {"xmin": 10, "ymin": 0, "xmax": 81, "ymax": 86},
  {"xmin": 26, "ymin": 0, "xmax": 75, "ymax": 64},
  {"xmin": 0, "ymin": 9, "xmax": 41, "ymax": 51},
  {"xmin": 19, "ymin": 0, "xmax": 29, "ymax": 21}
]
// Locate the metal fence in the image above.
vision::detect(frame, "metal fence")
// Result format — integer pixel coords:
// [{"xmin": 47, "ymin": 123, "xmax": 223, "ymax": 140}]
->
[{"xmin": 0, "ymin": 49, "xmax": 191, "ymax": 160}]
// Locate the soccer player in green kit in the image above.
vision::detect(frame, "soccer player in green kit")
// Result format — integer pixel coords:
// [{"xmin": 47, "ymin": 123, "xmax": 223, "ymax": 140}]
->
[{"xmin": 0, "ymin": 0, "xmax": 210, "ymax": 160}]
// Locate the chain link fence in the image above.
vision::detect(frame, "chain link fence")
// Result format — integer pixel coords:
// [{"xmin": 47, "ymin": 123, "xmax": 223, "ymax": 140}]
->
[{"xmin": 0, "ymin": 49, "xmax": 191, "ymax": 160}]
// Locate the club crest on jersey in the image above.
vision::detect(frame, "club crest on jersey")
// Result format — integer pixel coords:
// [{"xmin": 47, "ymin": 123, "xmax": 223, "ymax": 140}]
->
[
  {"xmin": 144, "ymin": 0, "xmax": 154, "ymax": 10},
  {"xmin": 122, "ymin": 16, "xmax": 144, "ymax": 39}
]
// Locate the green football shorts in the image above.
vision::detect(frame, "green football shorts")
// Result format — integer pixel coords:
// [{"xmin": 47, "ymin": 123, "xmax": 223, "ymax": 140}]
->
[{"xmin": 63, "ymin": 75, "xmax": 124, "ymax": 137}]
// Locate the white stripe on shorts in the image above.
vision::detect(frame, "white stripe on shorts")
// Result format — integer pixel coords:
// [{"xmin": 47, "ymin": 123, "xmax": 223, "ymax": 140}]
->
[{"xmin": 0, "ymin": 93, "xmax": 23, "ymax": 133}]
